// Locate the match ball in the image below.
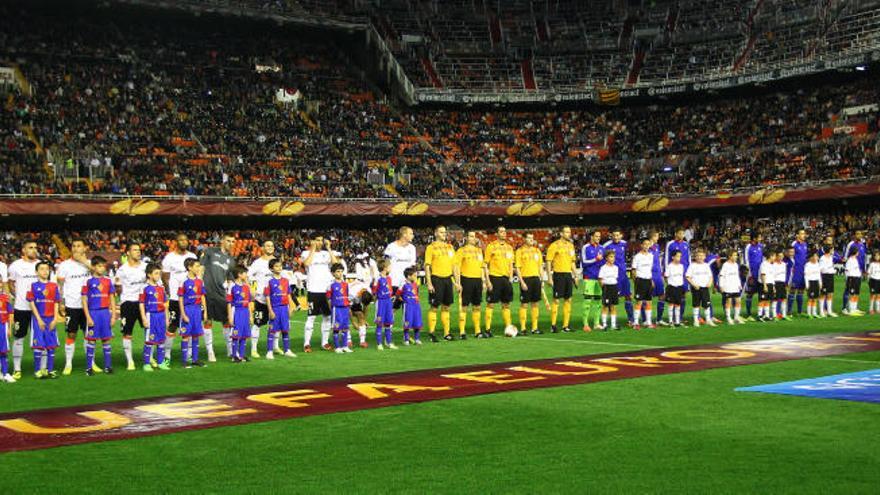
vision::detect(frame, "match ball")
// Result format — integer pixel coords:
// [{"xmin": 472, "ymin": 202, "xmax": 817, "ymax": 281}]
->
[{"xmin": 504, "ymin": 325, "xmax": 518, "ymax": 338}]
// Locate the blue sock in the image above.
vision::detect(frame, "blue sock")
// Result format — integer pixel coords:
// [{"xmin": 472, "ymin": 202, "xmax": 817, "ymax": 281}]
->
[
  {"xmin": 708, "ymin": 304, "xmax": 714, "ymax": 319},
  {"xmin": 103, "ymin": 343, "xmax": 112, "ymax": 369},
  {"xmin": 745, "ymin": 296, "xmax": 752, "ymax": 316},
  {"xmin": 657, "ymin": 300, "xmax": 666, "ymax": 320},
  {"xmin": 191, "ymin": 337, "xmax": 199, "ymax": 362},
  {"xmin": 342, "ymin": 331, "xmax": 349, "ymax": 347},
  {"xmin": 414, "ymin": 329, "xmax": 421, "ymax": 341},
  {"xmin": 86, "ymin": 342, "xmax": 95, "ymax": 370},
  {"xmin": 282, "ymin": 332, "xmax": 290, "ymax": 352},
  {"xmin": 624, "ymin": 300, "xmax": 634, "ymax": 323},
  {"xmin": 157, "ymin": 344, "xmax": 165, "ymax": 364},
  {"xmin": 33, "ymin": 349, "xmax": 43, "ymax": 373},
  {"xmin": 796, "ymin": 294, "xmax": 804, "ymax": 313},
  {"xmin": 0, "ymin": 355, "xmax": 7, "ymax": 375},
  {"xmin": 375, "ymin": 326, "xmax": 383, "ymax": 346},
  {"xmin": 333, "ymin": 331, "xmax": 340, "ymax": 349},
  {"xmin": 239, "ymin": 339, "xmax": 247, "ymax": 359},
  {"xmin": 181, "ymin": 339, "xmax": 190, "ymax": 364},
  {"xmin": 384, "ymin": 327, "xmax": 393, "ymax": 345},
  {"xmin": 403, "ymin": 329, "xmax": 410, "ymax": 342},
  {"xmin": 787, "ymin": 295, "xmax": 794, "ymax": 314},
  {"xmin": 46, "ymin": 349, "xmax": 55, "ymax": 372},
  {"xmin": 639, "ymin": 307, "xmax": 646, "ymax": 324},
  {"xmin": 681, "ymin": 298, "xmax": 687, "ymax": 315},
  {"xmin": 267, "ymin": 331, "xmax": 275, "ymax": 353}
]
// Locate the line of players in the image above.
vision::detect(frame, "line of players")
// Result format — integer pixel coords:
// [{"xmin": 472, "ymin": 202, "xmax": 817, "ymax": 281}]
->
[{"xmin": 1, "ymin": 226, "xmax": 879, "ymax": 383}]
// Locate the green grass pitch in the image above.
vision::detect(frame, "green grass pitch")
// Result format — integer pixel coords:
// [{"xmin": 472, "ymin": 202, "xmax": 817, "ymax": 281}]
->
[{"xmin": 2, "ymin": 281, "xmax": 879, "ymax": 494}]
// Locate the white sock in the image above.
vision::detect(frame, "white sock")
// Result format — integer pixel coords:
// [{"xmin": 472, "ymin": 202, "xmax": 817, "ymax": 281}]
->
[
  {"xmin": 359, "ymin": 325, "xmax": 367, "ymax": 343},
  {"xmin": 204, "ymin": 326, "xmax": 214, "ymax": 355},
  {"xmin": 735, "ymin": 304, "xmax": 741, "ymax": 318},
  {"xmin": 705, "ymin": 308, "xmax": 712, "ymax": 321},
  {"xmin": 13, "ymin": 338, "xmax": 24, "ymax": 372},
  {"xmin": 725, "ymin": 307, "xmax": 732, "ymax": 320},
  {"xmin": 304, "ymin": 316, "xmax": 315, "ymax": 347},
  {"xmin": 123, "ymin": 337, "xmax": 133, "ymax": 364},
  {"xmin": 65, "ymin": 341, "xmax": 75, "ymax": 368},
  {"xmin": 610, "ymin": 315, "xmax": 616, "ymax": 328},
  {"xmin": 693, "ymin": 309, "xmax": 700, "ymax": 326},
  {"xmin": 645, "ymin": 310, "xmax": 652, "ymax": 325},
  {"xmin": 251, "ymin": 325, "xmax": 260, "ymax": 353},
  {"xmin": 601, "ymin": 313, "xmax": 607, "ymax": 326},
  {"xmin": 164, "ymin": 336, "xmax": 174, "ymax": 361},
  {"xmin": 223, "ymin": 326, "xmax": 232, "ymax": 356},
  {"xmin": 320, "ymin": 319, "xmax": 331, "ymax": 346}
]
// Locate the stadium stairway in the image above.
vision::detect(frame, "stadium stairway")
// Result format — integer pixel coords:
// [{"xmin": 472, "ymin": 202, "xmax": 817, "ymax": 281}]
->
[
  {"xmin": 733, "ymin": 0, "xmax": 765, "ymax": 71},
  {"xmin": 521, "ymin": 58, "xmax": 537, "ymax": 90},
  {"xmin": 420, "ymin": 57, "xmax": 444, "ymax": 88},
  {"xmin": 626, "ymin": 48, "xmax": 646, "ymax": 86}
]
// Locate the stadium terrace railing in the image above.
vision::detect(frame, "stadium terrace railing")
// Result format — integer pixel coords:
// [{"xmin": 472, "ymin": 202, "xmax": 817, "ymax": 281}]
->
[{"xmin": 5, "ymin": 176, "xmax": 878, "ymax": 204}]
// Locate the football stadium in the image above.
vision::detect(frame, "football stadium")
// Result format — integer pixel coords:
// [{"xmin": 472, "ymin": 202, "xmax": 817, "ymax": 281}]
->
[{"xmin": 2, "ymin": 0, "xmax": 880, "ymax": 492}]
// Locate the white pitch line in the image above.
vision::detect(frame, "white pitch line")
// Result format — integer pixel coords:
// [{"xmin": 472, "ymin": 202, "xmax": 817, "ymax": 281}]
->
[{"xmin": 524, "ymin": 337, "xmax": 650, "ymax": 349}]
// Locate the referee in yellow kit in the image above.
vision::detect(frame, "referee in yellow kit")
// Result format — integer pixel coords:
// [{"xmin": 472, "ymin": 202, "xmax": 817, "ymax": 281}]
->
[
  {"xmin": 453, "ymin": 231, "xmax": 489, "ymax": 339},
  {"xmin": 546, "ymin": 226, "xmax": 578, "ymax": 333},
  {"xmin": 484, "ymin": 226, "xmax": 515, "ymax": 336},
  {"xmin": 424, "ymin": 225, "xmax": 455, "ymax": 342}
]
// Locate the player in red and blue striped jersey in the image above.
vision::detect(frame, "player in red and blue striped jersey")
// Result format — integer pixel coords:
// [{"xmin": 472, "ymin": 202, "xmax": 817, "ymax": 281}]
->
[
  {"xmin": 265, "ymin": 258, "xmax": 297, "ymax": 359},
  {"xmin": 27, "ymin": 261, "xmax": 61, "ymax": 379},
  {"xmin": 82, "ymin": 256, "xmax": 117, "ymax": 375},
  {"xmin": 0, "ymin": 290, "xmax": 13, "ymax": 382},
  {"xmin": 179, "ymin": 258, "xmax": 208, "ymax": 367},
  {"xmin": 139, "ymin": 263, "xmax": 171, "ymax": 372},
  {"xmin": 398, "ymin": 267, "xmax": 423, "ymax": 345},
  {"xmin": 372, "ymin": 260, "xmax": 396, "ymax": 350},
  {"xmin": 327, "ymin": 264, "xmax": 353, "ymax": 354},
  {"xmin": 227, "ymin": 267, "xmax": 253, "ymax": 363}
]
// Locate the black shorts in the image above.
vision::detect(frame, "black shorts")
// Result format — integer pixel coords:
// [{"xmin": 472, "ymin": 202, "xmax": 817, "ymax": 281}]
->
[
  {"xmin": 460, "ymin": 277, "xmax": 483, "ymax": 307},
  {"xmin": 519, "ymin": 276, "xmax": 542, "ymax": 304},
  {"xmin": 119, "ymin": 301, "xmax": 144, "ymax": 336},
  {"xmin": 871, "ymin": 279, "xmax": 880, "ymax": 295},
  {"xmin": 307, "ymin": 292, "xmax": 331, "ymax": 317},
  {"xmin": 846, "ymin": 276, "xmax": 862, "ymax": 296},
  {"xmin": 721, "ymin": 292, "xmax": 740, "ymax": 303},
  {"xmin": 392, "ymin": 286, "xmax": 403, "ymax": 310},
  {"xmin": 774, "ymin": 282, "xmax": 787, "ymax": 300},
  {"xmin": 634, "ymin": 278, "xmax": 653, "ymax": 302},
  {"xmin": 206, "ymin": 296, "xmax": 228, "ymax": 323},
  {"xmin": 759, "ymin": 283, "xmax": 775, "ymax": 301},
  {"xmin": 807, "ymin": 280, "xmax": 821, "ymax": 299},
  {"xmin": 821, "ymin": 274, "xmax": 835, "ymax": 294},
  {"xmin": 351, "ymin": 301, "xmax": 365, "ymax": 314},
  {"xmin": 552, "ymin": 272, "xmax": 573, "ymax": 299},
  {"xmin": 65, "ymin": 307, "xmax": 87, "ymax": 335},
  {"xmin": 745, "ymin": 276, "xmax": 759, "ymax": 295},
  {"xmin": 665, "ymin": 285, "xmax": 684, "ymax": 305},
  {"xmin": 487, "ymin": 276, "xmax": 513, "ymax": 304},
  {"xmin": 601, "ymin": 284, "xmax": 619, "ymax": 307},
  {"xmin": 13, "ymin": 310, "xmax": 32, "ymax": 339},
  {"xmin": 691, "ymin": 287, "xmax": 711, "ymax": 309},
  {"xmin": 429, "ymin": 276, "xmax": 454, "ymax": 307},
  {"xmin": 168, "ymin": 300, "xmax": 181, "ymax": 333},
  {"xmin": 253, "ymin": 301, "xmax": 269, "ymax": 326}
]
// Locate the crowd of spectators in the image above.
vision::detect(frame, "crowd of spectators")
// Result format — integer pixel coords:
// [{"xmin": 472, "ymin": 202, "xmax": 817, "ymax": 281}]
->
[{"xmin": 1, "ymin": 1, "xmax": 879, "ymax": 201}]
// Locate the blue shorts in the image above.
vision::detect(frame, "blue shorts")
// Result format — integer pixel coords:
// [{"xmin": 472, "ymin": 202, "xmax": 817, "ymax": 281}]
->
[
  {"xmin": 651, "ymin": 275, "xmax": 665, "ymax": 297},
  {"xmin": 270, "ymin": 305, "xmax": 290, "ymax": 333},
  {"xmin": 617, "ymin": 274, "xmax": 632, "ymax": 297},
  {"xmin": 790, "ymin": 271, "xmax": 806, "ymax": 290},
  {"xmin": 86, "ymin": 308, "xmax": 113, "ymax": 341},
  {"xmin": 31, "ymin": 314, "xmax": 59, "ymax": 349},
  {"xmin": 146, "ymin": 312, "xmax": 167, "ymax": 345},
  {"xmin": 375, "ymin": 299, "xmax": 394, "ymax": 326},
  {"xmin": 403, "ymin": 303, "xmax": 422, "ymax": 330},
  {"xmin": 231, "ymin": 307, "xmax": 251, "ymax": 340},
  {"xmin": 332, "ymin": 306, "xmax": 351, "ymax": 331},
  {"xmin": 180, "ymin": 305, "xmax": 204, "ymax": 337},
  {"xmin": 0, "ymin": 323, "xmax": 7, "ymax": 354}
]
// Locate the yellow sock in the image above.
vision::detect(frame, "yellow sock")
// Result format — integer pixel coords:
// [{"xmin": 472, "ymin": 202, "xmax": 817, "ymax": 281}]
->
[
  {"xmin": 428, "ymin": 310, "xmax": 438, "ymax": 334},
  {"xmin": 562, "ymin": 299, "xmax": 572, "ymax": 328},
  {"xmin": 441, "ymin": 310, "xmax": 451, "ymax": 336},
  {"xmin": 502, "ymin": 307, "xmax": 511, "ymax": 327},
  {"xmin": 519, "ymin": 307, "xmax": 527, "ymax": 330},
  {"xmin": 471, "ymin": 309, "xmax": 481, "ymax": 335},
  {"xmin": 459, "ymin": 310, "xmax": 467, "ymax": 335},
  {"xmin": 551, "ymin": 301, "xmax": 559, "ymax": 325},
  {"xmin": 485, "ymin": 306, "xmax": 494, "ymax": 331},
  {"xmin": 531, "ymin": 306, "xmax": 540, "ymax": 331}
]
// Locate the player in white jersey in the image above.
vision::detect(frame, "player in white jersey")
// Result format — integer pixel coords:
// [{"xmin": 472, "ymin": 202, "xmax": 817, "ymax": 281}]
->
[
  {"xmin": 685, "ymin": 249, "xmax": 715, "ymax": 327},
  {"xmin": 302, "ymin": 235, "xmax": 340, "ymax": 352},
  {"xmin": 161, "ymin": 233, "xmax": 197, "ymax": 361},
  {"xmin": 7, "ymin": 240, "xmax": 40, "ymax": 379},
  {"xmin": 354, "ymin": 253, "xmax": 378, "ymax": 285},
  {"xmin": 347, "ymin": 279, "xmax": 374, "ymax": 348},
  {"xmin": 818, "ymin": 248, "xmax": 838, "ymax": 317},
  {"xmin": 56, "ymin": 238, "xmax": 92, "ymax": 375},
  {"xmin": 630, "ymin": 239, "xmax": 655, "ymax": 328},
  {"xmin": 844, "ymin": 248, "xmax": 864, "ymax": 315},
  {"xmin": 116, "ymin": 243, "xmax": 147, "ymax": 370},
  {"xmin": 384, "ymin": 226, "xmax": 417, "ymax": 307},
  {"xmin": 664, "ymin": 250, "xmax": 685, "ymax": 327},
  {"xmin": 718, "ymin": 250, "xmax": 745, "ymax": 325},
  {"xmin": 247, "ymin": 239, "xmax": 276, "ymax": 357},
  {"xmin": 804, "ymin": 251, "xmax": 823, "ymax": 317}
]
